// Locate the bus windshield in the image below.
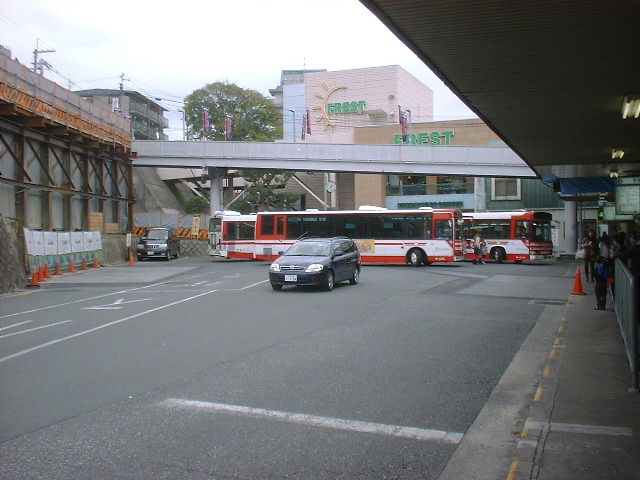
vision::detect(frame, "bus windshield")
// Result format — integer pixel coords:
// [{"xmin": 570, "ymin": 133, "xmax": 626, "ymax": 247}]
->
[{"xmin": 528, "ymin": 221, "xmax": 552, "ymax": 242}]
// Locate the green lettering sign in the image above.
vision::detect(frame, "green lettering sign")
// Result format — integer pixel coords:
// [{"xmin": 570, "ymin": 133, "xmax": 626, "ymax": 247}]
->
[
  {"xmin": 393, "ymin": 130, "xmax": 455, "ymax": 146},
  {"xmin": 326, "ymin": 101, "xmax": 366, "ymax": 114}
]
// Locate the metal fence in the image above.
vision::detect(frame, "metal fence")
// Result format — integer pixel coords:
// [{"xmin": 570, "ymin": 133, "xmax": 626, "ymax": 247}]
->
[
  {"xmin": 614, "ymin": 259, "xmax": 639, "ymax": 392},
  {"xmin": 134, "ymin": 213, "xmax": 210, "ymax": 229}
]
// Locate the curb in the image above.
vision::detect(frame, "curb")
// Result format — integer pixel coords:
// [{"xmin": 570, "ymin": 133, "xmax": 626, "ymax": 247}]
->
[{"xmin": 438, "ymin": 295, "xmax": 569, "ymax": 479}]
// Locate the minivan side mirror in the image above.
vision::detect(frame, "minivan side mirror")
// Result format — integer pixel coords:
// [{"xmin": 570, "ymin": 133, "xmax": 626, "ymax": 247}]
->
[{"xmin": 333, "ymin": 250, "xmax": 343, "ymax": 257}]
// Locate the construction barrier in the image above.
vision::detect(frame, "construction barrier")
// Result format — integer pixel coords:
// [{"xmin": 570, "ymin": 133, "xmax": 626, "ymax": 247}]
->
[{"xmin": 23, "ymin": 228, "xmax": 104, "ymax": 272}]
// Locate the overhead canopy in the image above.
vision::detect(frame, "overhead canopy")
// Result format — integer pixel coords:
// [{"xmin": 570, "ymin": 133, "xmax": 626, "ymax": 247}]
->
[{"xmin": 359, "ymin": 1, "xmax": 640, "ymax": 179}]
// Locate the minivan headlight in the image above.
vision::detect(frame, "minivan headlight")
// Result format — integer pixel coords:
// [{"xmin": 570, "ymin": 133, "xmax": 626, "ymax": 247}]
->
[
  {"xmin": 269, "ymin": 263, "xmax": 281, "ymax": 272},
  {"xmin": 305, "ymin": 264, "xmax": 324, "ymax": 273}
]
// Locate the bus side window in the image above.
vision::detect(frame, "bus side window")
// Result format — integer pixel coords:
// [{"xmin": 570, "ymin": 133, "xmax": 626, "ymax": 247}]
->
[
  {"xmin": 260, "ymin": 215, "xmax": 275, "ymax": 236},
  {"xmin": 515, "ymin": 221, "xmax": 526, "ymax": 238},
  {"xmin": 276, "ymin": 216, "xmax": 284, "ymax": 236}
]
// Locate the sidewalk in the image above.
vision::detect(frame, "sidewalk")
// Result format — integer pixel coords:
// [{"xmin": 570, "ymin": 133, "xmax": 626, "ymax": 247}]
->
[
  {"xmin": 439, "ymin": 262, "xmax": 640, "ymax": 480},
  {"xmin": 513, "ymin": 274, "xmax": 640, "ymax": 479}
]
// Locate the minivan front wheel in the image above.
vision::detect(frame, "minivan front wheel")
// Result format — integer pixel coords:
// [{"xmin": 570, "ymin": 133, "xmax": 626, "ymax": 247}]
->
[
  {"xmin": 349, "ymin": 267, "xmax": 360, "ymax": 285},
  {"xmin": 324, "ymin": 271, "xmax": 335, "ymax": 291}
]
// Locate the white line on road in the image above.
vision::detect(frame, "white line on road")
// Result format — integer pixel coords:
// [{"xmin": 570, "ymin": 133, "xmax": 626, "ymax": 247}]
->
[
  {"xmin": 0, "ymin": 321, "xmax": 31, "ymax": 332},
  {"xmin": 524, "ymin": 420, "xmax": 633, "ymax": 436},
  {"xmin": 0, "ymin": 320, "xmax": 74, "ymax": 339},
  {"xmin": 235, "ymin": 280, "xmax": 269, "ymax": 290},
  {"xmin": 0, "ymin": 282, "xmax": 168, "ymax": 319},
  {"xmin": 0, "ymin": 290, "xmax": 217, "ymax": 364},
  {"xmin": 0, "ymin": 279, "xmax": 267, "ymax": 364},
  {"xmin": 160, "ymin": 398, "xmax": 464, "ymax": 444},
  {"xmin": 83, "ymin": 298, "xmax": 153, "ymax": 310}
]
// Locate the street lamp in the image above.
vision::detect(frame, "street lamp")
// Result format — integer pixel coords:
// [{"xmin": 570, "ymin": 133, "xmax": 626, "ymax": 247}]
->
[{"xmin": 288, "ymin": 109, "xmax": 296, "ymax": 143}]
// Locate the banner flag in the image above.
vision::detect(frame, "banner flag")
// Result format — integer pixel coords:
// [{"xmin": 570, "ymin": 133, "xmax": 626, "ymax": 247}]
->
[
  {"xmin": 202, "ymin": 107, "xmax": 211, "ymax": 134},
  {"xmin": 306, "ymin": 107, "xmax": 311, "ymax": 134},
  {"xmin": 225, "ymin": 115, "xmax": 233, "ymax": 140}
]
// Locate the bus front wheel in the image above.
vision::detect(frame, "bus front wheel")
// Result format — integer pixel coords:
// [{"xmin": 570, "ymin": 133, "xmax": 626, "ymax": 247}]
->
[
  {"xmin": 491, "ymin": 247, "xmax": 506, "ymax": 263},
  {"xmin": 407, "ymin": 249, "xmax": 424, "ymax": 267}
]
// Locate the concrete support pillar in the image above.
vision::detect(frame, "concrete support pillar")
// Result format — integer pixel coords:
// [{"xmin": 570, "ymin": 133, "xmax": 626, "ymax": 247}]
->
[
  {"xmin": 564, "ymin": 200, "xmax": 577, "ymax": 254},
  {"xmin": 208, "ymin": 167, "xmax": 225, "ymax": 215},
  {"xmin": 473, "ymin": 177, "xmax": 486, "ymax": 212}
]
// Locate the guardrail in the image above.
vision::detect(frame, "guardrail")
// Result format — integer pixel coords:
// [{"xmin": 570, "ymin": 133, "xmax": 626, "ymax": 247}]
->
[{"xmin": 614, "ymin": 259, "xmax": 639, "ymax": 392}]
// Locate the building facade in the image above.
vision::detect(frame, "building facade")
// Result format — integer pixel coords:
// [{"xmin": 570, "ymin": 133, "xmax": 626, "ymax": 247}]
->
[{"xmin": 75, "ymin": 89, "xmax": 168, "ymax": 140}]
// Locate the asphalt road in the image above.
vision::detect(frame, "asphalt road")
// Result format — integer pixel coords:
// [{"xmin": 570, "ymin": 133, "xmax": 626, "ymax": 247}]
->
[{"xmin": 0, "ymin": 257, "xmax": 571, "ymax": 479}]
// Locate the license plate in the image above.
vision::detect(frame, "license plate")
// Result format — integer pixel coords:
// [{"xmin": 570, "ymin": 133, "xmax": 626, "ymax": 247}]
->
[
  {"xmin": 147, "ymin": 251, "xmax": 154, "ymax": 255},
  {"xmin": 284, "ymin": 274, "xmax": 297, "ymax": 282}
]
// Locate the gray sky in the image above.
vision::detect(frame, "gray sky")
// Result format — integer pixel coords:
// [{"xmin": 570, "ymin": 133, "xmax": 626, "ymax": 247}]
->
[{"xmin": 0, "ymin": 0, "xmax": 476, "ymax": 139}]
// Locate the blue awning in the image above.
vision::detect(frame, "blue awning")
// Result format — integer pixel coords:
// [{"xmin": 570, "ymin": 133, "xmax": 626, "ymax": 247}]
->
[{"xmin": 558, "ymin": 177, "xmax": 615, "ymax": 195}]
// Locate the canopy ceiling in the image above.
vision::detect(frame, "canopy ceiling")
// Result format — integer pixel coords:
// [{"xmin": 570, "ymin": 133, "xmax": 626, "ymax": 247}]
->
[{"xmin": 360, "ymin": 1, "xmax": 640, "ymax": 179}]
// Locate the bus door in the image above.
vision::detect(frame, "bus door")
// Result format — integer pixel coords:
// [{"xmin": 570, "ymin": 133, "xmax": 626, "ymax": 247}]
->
[
  {"xmin": 432, "ymin": 212, "xmax": 455, "ymax": 260},
  {"xmin": 257, "ymin": 214, "xmax": 287, "ymax": 258}
]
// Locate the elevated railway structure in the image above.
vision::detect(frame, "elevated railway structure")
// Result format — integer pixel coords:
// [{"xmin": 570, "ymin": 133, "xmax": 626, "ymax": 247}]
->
[{"xmin": 0, "ymin": 52, "xmax": 134, "ymax": 232}]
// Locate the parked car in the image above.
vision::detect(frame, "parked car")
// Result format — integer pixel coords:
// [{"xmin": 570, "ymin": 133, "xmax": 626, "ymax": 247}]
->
[
  {"xmin": 269, "ymin": 237, "xmax": 361, "ymax": 291},
  {"xmin": 137, "ymin": 227, "xmax": 180, "ymax": 261}
]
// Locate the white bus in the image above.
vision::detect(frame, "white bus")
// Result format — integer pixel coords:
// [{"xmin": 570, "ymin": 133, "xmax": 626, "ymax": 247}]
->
[
  {"xmin": 462, "ymin": 210, "xmax": 554, "ymax": 263},
  {"xmin": 210, "ymin": 207, "xmax": 465, "ymax": 266}
]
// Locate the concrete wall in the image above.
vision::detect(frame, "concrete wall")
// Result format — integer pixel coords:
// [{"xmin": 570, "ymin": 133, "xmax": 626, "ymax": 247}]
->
[
  {"xmin": 102, "ymin": 234, "xmax": 136, "ymax": 266},
  {"xmin": 0, "ymin": 215, "xmax": 28, "ymax": 294}
]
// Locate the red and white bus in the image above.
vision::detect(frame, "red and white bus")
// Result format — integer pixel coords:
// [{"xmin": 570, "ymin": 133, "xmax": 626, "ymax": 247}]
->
[
  {"xmin": 462, "ymin": 210, "xmax": 554, "ymax": 263},
  {"xmin": 210, "ymin": 207, "xmax": 465, "ymax": 266}
]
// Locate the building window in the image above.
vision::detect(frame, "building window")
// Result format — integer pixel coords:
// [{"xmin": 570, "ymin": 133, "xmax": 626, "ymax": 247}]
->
[{"xmin": 491, "ymin": 178, "xmax": 521, "ymax": 200}]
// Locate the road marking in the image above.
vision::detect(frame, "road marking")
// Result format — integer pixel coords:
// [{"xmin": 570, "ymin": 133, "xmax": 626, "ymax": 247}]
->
[
  {"xmin": 189, "ymin": 281, "xmax": 207, "ymax": 286},
  {"xmin": 0, "ymin": 321, "xmax": 31, "ymax": 332},
  {"xmin": 237, "ymin": 280, "xmax": 269, "ymax": 290},
  {"xmin": 0, "ymin": 282, "xmax": 167, "ymax": 319},
  {"xmin": 542, "ymin": 366, "xmax": 552, "ymax": 377},
  {"xmin": 557, "ymin": 325, "xmax": 565, "ymax": 333},
  {"xmin": 524, "ymin": 420, "xmax": 632, "ymax": 436},
  {"xmin": 553, "ymin": 337, "xmax": 564, "ymax": 345},
  {"xmin": 533, "ymin": 387, "xmax": 543, "ymax": 401},
  {"xmin": 548, "ymin": 349, "xmax": 557, "ymax": 359},
  {"xmin": 159, "ymin": 398, "xmax": 464, "ymax": 444},
  {"xmin": 506, "ymin": 460, "xmax": 520, "ymax": 480},
  {"xmin": 0, "ymin": 289, "xmax": 219, "ymax": 364},
  {"xmin": 83, "ymin": 298, "xmax": 153, "ymax": 310},
  {"xmin": 0, "ymin": 320, "xmax": 73, "ymax": 339}
]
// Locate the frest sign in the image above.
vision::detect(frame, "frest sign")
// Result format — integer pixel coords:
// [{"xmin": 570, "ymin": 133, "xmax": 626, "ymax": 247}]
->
[
  {"xmin": 326, "ymin": 101, "xmax": 366, "ymax": 114},
  {"xmin": 393, "ymin": 130, "xmax": 455, "ymax": 145}
]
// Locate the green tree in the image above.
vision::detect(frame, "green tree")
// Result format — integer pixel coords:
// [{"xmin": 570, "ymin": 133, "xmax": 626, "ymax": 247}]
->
[
  {"xmin": 184, "ymin": 81, "xmax": 297, "ymax": 212},
  {"xmin": 183, "ymin": 196, "xmax": 209, "ymax": 214},
  {"xmin": 184, "ymin": 81, "xmax": 282, "ymax": 141}
]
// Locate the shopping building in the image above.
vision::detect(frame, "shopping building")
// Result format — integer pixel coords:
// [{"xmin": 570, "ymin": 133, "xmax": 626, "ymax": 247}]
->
[{"xmin": 268, "ymin": 65, "xmax": 579, "ymax": 250}]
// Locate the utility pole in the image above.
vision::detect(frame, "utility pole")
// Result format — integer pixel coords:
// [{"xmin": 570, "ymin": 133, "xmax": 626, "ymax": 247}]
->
[
  {"xmin": 32, "ymin": 39, "xmax": 55, "ymax": 74},
  {"xmin": 119, "ymin": 73, "xmax": 129, "ymax": 91}
]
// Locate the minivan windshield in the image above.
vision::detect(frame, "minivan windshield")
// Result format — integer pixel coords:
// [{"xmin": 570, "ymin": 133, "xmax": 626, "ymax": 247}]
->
[
  {"xmin": 284, "ymin": 241, "xmax": 331, "ymax": 257},
  {"xmin": 146, "ymin": 228, "xmax": 169, "ymax": 240}
]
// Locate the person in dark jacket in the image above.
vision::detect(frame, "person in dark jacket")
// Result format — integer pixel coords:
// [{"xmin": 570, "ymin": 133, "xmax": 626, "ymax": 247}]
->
[
  {"xmin": 581, "ymin": 229, "xmax": 599, "ymax": 282},
  {"xmin": 594, "ymin": 257, "xmax": 613, "ymax": 310}
]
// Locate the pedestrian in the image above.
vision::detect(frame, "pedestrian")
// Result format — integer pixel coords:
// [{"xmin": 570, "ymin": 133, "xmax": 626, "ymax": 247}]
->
[
  {"xmin": 599, "ymin": 231, "xmax": 611, "ymax": 259},
  {"xmin": 581, "ymin": 229, "xmax": 599, "ymax": 282},
  {"xmin": 593, "ymin": 257, "xmax": 613, "ymax": 310},
  {"xmin": 473, "ymin": 231, "xmax": 486, "ymax": 264}
]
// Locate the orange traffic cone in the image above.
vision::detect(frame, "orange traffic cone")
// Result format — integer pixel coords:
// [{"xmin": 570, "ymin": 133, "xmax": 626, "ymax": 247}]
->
[
  {"xmin": 93, "ymin": 255, "xmax": 100, "ymax": 268},
  {"xmin": 44, "ymin": 262, "xmax": 51, "ymax": 279},
  {"xmin": 37, "ymin": 264, "xmax": 44, "ymax": 282},
  {"xmin": 29, "ymin": 267, "xmax": 40, "ymax": 287},
  {"xmin": 54, "ymin": 259, "xmax": 62, "ymax": 275},
  {"xmin": 68, "ymin": 258, "xmax": 76, "ymax": 273},
  {"xmin": 81, "ymin": 257, "xmax": 88, "ymax": 270},
  {"xmin": 128, "ymin": 252, "xmax": 135, "ymax": 266},
  {"xmin": 571, "ymin": 266, "xmax": 586, "ymax": 295}
]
